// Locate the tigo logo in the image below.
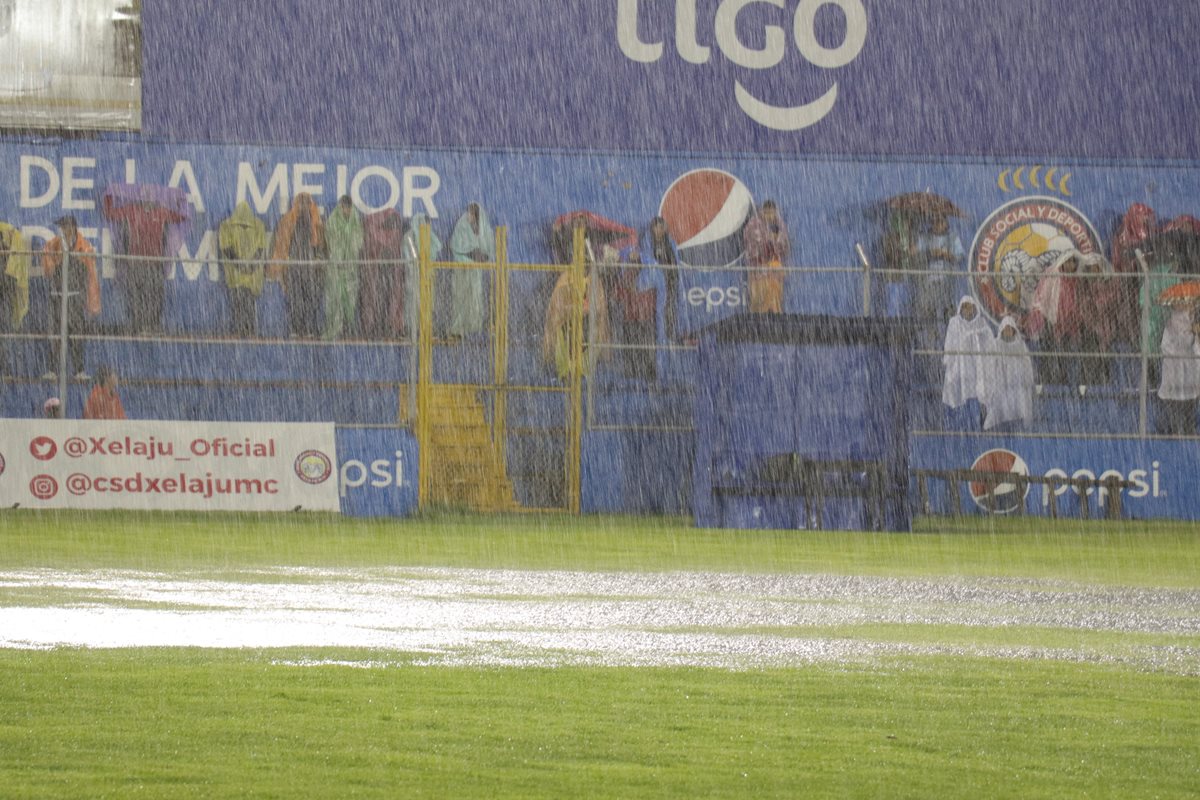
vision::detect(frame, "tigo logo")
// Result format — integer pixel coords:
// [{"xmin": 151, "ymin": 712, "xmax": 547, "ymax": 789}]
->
[{"xmin": 617, "ymin": 0, "xmax": 868, "ymax": 131}]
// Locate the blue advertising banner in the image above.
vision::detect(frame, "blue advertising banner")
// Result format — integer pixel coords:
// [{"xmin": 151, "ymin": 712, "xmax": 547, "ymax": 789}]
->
[
  {"xmin": 335, "ymin": 427, "xmax": 418, "ymax": 518},
  {"xmin": 910, "ymin": 434, "xmax": 1199, "ymax": 521},
  {"xmin": 143, "ymin": 1, "xmax": 1200, "ymax": 159},
  {"xmin": 5, "ymin": 138, "xmax": 1200, "ymax": 337}
]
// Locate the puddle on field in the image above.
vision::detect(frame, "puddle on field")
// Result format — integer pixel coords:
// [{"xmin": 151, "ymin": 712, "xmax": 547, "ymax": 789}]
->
[{"xmin": 1, "ymin": 569, "xmax": 1197, "ymax": 672}]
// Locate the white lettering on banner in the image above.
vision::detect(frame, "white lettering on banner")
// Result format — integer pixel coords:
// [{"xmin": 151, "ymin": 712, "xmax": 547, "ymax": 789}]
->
[
  {"xmin": 617, "ymin": 0, "xmax": 868, "ymax": 131},
  {"xmin": 402, "ymin": 167, "xmax": 440, "ymax": 218},
  {"xmin": 237, "ymin": 162, "xmax": 442, "ymax": 217},
  {"xmin": 237, "ymin": 162, "xmax": 289, "ymax": 214},
  {"xmin": 676, "ymin": 0, "xmax": 710, "ymax": 64},
  {"xmin": 292, "ymin": 163, "xmax": 326, "ymax": 200},
  {"xmin": 167, "ymin": 161, "xmax": 206, "ymax": 213},
  {"xmin": 20, "ymin": 156, "xmax": 59, "ymax": 208},
  {"xmin": 351, "ymin": 166, "xmax": 400, "ymax": 214},
  {"xmin": 100, "ymin": 229, "xmax": 115, "ymax": 279},
  {"xmin": 339, "ymin": 451, "xmax": 408, "ymax": 498},
  {"xmin": 687, "ymin": 285, "xmax": 743, "ymax": 312},
  {"xmin": 1040, "ymin": 462, "xmax": 1161, "ymax": 507},
  {"xmin": 171, "ymin": 231, "xmax": 219, "ymax": 282},
  {"xmin": 0, "ymin": 420, "xmax": 339, "ymax": 513},
  {"xmin": 61, "ymin": 157, "xmax": 97, "ymax": 211}
]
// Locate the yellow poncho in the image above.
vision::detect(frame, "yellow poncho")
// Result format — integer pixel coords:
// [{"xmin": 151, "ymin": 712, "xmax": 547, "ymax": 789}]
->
[
  {"xmin": 1, "ymin": 222, "xmax": 30, "ymax": 327},
  {"xmin": 219, "ymin": 202, "xmax": 268, "ymax": 295}
]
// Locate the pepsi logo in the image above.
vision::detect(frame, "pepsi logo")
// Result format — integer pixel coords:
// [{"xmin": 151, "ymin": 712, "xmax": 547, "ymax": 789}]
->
[
  {"xmin": 968, "ymin": 449, "xmax": 1030, "ymax": 514},
  {"xmin": 660, "ymin": 169, "xmax": 755, "ymax": 268},
  {"xmin": 30, "ymin": 436, "xmax": 57, "ymax": 461}
]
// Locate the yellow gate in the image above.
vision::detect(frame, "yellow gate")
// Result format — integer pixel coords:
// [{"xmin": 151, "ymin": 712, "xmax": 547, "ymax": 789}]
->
[{"xmin": 415, "ymin": 224, "xmax": 585, "ymax": 513}]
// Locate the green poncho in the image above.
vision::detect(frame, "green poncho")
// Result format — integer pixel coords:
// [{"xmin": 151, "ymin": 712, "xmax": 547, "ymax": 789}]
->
[
  {"xmin": 447, "ymin": 205, "xmax": 494, "ymax": 338},
  {"xmin": 323, "ymin": 204, "xmax": 365, "ymax": 339}
]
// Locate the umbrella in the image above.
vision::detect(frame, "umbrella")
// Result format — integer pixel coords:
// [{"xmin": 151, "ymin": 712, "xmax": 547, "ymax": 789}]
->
[
  {"xmin": 1161, "ymin": 215, "xmax": 1200, "ymax": 236},
  {"xmin": 1156, "ymin": 281, "xmax": 1200, "ymax": 305},
  {"xmin": 885, "ymin": 192, "xmax": 964, "ymax": 219},
  {"xmin": 1156, "ymin": 215, "xmax": 1200, "ymax": 275},
  {"xmin": 549, "ymin": 210, "xmax": 638, "ymax": 265}
]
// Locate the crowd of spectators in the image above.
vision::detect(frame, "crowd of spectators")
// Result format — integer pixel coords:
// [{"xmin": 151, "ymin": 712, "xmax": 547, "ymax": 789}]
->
[{"xmin": 5, "ymin": 188, "xmax": 1200, "ymax": 436}]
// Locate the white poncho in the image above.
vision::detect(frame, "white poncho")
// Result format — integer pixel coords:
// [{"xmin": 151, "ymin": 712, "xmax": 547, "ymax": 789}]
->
[
  {"xmin": 1157, "ymin": 307, "xmax": 1200, "ymax": 401},
  {"xmin": 983, "ymin": 316, "xmax": 1035, "ymax": 430},
  {"xmin": 942, "ymin": 296, "xmax": 994, "ymax": 408}
]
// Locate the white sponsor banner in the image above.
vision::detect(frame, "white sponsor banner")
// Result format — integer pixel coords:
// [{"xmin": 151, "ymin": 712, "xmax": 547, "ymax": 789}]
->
[{"xmin": 0, "ymin": 420, "xmax": 339, "ymax": 512}]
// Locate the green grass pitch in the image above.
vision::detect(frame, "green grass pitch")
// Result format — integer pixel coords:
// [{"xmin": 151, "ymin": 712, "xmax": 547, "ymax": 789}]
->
[{"xmin": 0, "ymin": 511, "xmax": 1197, "ymax": 799}]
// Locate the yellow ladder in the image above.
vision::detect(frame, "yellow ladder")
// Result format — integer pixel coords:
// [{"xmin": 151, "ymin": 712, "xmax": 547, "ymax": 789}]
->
[{"xmin": 424, "ymin": 384, "xmax": 516, "ymax": 511}]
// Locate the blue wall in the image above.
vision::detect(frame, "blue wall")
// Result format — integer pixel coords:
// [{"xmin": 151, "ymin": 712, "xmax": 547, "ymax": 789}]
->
[{"xmin": 142, "ymin": 1, "xmax": 1200, "ymax": 159}]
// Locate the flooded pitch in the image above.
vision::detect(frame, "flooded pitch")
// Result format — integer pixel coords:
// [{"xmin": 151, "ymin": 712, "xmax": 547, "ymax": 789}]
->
[{"xmin": 1, "ymin": 568, "xmax": 1197, "ymax": 673}]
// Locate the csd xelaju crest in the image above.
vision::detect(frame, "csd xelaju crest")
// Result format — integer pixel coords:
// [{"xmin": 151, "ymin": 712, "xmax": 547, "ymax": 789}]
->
[{"xmin": 969, "ymin": 196, "xmax": 1102, "ymax": 321}]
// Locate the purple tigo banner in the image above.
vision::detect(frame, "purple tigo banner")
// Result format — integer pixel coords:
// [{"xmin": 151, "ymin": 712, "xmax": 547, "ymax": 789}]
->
[{"xmin": 144, "ymin": 1, "xmax": 1200, "ymax": 158}]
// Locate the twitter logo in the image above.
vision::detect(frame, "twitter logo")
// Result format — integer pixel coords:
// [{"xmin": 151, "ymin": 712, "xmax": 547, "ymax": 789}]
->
[{"xmin": 29, "ymin": 437, "xmax": 57, "ymax": 461}]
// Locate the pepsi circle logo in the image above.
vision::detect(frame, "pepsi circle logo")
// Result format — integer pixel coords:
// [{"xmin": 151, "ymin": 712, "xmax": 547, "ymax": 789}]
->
[
  {"xmin": 969, "ymin": 449, "xmax": 1031, "ymax": 514},
  {"xmin": 29, "ymin": 474, "xmax": 58, "ymax": 500},
  {"xmin": 29, "ymin": 436, "xmax": 57, "ymax": 461},
  {"xmin": 660, "ymin": 169, "xmax": 755, "ymax": 268}
]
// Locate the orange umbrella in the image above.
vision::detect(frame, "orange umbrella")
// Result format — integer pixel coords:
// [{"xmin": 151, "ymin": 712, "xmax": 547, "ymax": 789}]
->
[{"xmin": 1156, "ymin": 281, "xmax": 1200, "ymax": 305}]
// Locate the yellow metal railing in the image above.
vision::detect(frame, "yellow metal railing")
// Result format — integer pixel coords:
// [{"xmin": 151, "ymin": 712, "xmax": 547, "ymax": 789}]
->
[
  {"xmin": 415, "ymin": 223, "xmax": 583, "ymax": 514},
  {"xmin": 416, "ymin": 223, "xmax": 434, "ymax": 510},
  {"xmin": 567, "ymin": 224, "xmax": 585, "ymax": 515}
]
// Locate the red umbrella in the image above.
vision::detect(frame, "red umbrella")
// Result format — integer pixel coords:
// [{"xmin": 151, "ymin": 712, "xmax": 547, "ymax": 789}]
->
[
  {"xmin": 549, "ymin": 210, "xmax": 639, "ymax": 264},
  {"xmin": 1161, "ymin": 215, "xmax": 1200, "ymax": 236}
]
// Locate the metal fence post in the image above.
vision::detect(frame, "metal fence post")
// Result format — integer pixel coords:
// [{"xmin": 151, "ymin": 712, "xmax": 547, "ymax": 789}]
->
[
  {"xmin": 856, "ymin": 243, "xmax": 872, "ymax": 317},
  {"xmin": 1136, "ymin": 249, "xmax": 1151, "ymax": 437}
]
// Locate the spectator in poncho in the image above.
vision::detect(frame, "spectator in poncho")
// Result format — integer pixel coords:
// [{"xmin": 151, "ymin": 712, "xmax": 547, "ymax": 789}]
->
[
  {"xmin": 448, "ymin": 203, "xmax": 493, "ymax": 340},
  {"xmin": 982, "ymin": 316, "xmax": 1035, "ymax": 432},
  {"xmin": 0, "ymin": 221, "xmax": 30, "ymax": 377},
  {"xmin": 637, "ymin": 216, "xmax": 680, "ymax": 343},
  {"xmin": 219, "ymin": 202, "xmax": 267, "ymax": 338},
  {"xmin": 84, "ymin": 366, "xmax": 126, "ymax": 420},
  {"xmin": 743, "ymin": 200, "xmax": 790, "ymax": 314},
  {"xmin": 543, "ymin": 249, "xmax": 610, "ymax": 382},
  {"xmin": 271, "ymin": 193, "xmax": 326, "ymax": 339},
  {"xmin": 101, "ymin": 185, "xmax": 188, "ymax": 334},
  {"xmin": 41, "ymin": 215, "xmax": 100, "ymax": 381},
  {"xmin": 1156, "ymin": 302, "xmax": 1200, "ymax": 436},
  {"xmin": 914, "ymin": 213, "xmax": 965, "ymax": 323},
  {"xmin": 323, "ymin": 196, "xmax": 364, "ymax": 340},
  {"xmin": 941, "ymin": 296, "xmax": 993, "ymax": 428},
  {"xmin": 360, "ymin": 210, "xmax": 404, "ymax": 339},
  {"xmin": 401, "ymin": 213, "xmax": 441, "ymax": 339}
]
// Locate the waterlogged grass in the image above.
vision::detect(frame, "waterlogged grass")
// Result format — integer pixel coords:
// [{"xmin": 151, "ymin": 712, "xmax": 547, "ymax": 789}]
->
[
  {"xmin": 0, "ymin": 648, "xmax": 1196, "ymax": 799},
  {"xmin": 647, "ymin": 623, "xmax": 1200, "ymax": 658},
  {"xmin": 1, "ymin": 513, "xmax": 1197, "ymax": 797},
  {"xmin": 0, "ymin": 510, "xmax": 1197, "ymax": 587}
]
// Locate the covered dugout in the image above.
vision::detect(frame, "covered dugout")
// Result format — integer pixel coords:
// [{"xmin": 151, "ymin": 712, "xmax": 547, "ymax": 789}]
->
[{"xmin": 693, "ymin": 315, "xmax": 917, "ymax": 532}]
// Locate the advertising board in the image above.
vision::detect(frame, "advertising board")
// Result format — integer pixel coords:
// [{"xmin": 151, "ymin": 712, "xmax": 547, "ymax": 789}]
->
[{"xmin": 0, "ymin": 419, "xmax": 339, "ymax": 512}]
